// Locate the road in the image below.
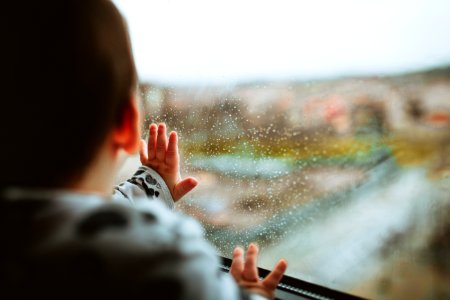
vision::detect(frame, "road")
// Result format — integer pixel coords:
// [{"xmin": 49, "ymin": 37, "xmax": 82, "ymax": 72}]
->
[{"xmin": 256, "ymin": 160, "xmax": 448, "ymax": 297}]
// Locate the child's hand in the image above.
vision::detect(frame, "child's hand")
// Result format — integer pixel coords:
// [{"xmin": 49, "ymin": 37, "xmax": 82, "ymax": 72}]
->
[
  {"xmin": 139, "ymin": 123, "xmax": 198, "ymax": 202},
  {"xmin": 230, "ymin": 244, "xmax": 287, "ymax": 300}
]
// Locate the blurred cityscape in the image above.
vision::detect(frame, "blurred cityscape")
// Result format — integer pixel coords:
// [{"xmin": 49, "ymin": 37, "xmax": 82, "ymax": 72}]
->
[{"xmin": 117, "ymin": 66, "xmax": 450, "ymax": 299}]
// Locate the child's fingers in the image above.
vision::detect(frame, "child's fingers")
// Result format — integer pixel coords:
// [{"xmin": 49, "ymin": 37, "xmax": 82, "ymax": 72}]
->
[
  {"xmin": 139, "ymin": 139, "xmax": 148, "ymax": 163},
  {"xmin": 172, "ymin": 177, "xmax": 198, "ymax": 201},
  {"xmin": 242, "ymin": 243, "xmax": 259, "ymax": 282},
  {"xmin": 262, "ymin": 259, "xmax": 287, "ymax": 291},
  {"xmin": 230, "ymin": 247, "xmax": 245, "ymax": 281},
  {"xmin": 148, "ymin": 123, "xmax": 157, "ymax": 160},
  {"xmin": 166, "ymin": 131, "xmax": 179, "ymax": 167},
  {"xmin": 156, "ymin": 123, "xmax": 167, "ymax": 161}
]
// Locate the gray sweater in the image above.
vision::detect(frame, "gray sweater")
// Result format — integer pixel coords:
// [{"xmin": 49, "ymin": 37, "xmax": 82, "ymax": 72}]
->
[{"xmin": 0, "ymin": 166, "xmax": 265, "ymax": 300}]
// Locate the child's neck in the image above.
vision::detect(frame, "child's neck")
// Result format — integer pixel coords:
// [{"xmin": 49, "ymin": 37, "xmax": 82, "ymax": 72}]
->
[{"xmin": 70, "ymin": 143, "xmax": 119, "ymax": 196}]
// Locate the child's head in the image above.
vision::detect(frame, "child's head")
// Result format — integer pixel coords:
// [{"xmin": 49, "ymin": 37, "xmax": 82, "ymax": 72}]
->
[{"xmin": 1, "ymin": 0, "xmax": 138, "ymax": 189}]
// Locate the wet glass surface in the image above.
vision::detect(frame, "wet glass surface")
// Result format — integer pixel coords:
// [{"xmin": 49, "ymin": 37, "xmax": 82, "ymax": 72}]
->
[
  {"xmin": 116, "ymin": 77, "xmax": 450, "ymax": 298},
  {"xmin": 114, "ymin": 1, "xmax": 450, "ymax": 298}
]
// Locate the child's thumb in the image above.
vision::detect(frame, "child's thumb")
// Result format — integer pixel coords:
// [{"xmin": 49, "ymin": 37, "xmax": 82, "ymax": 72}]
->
[{"xmin": 173, "ymin": 177, "xmax": 198, "ymax": 201}]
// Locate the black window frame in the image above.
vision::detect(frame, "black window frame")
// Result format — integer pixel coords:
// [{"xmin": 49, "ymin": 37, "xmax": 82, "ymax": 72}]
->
[{"xmin": 220, "ymin": 256, "xmax": 366, "ymax": 300}]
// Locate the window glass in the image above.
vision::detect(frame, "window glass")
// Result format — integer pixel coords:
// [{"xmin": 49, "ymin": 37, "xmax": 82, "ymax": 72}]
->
[{"xmin": 114, "ymin": 1, "xmax": 450, "ymax": 298}]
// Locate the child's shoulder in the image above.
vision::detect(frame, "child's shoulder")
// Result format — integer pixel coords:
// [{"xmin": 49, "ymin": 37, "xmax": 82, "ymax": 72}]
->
[
  {"xmin": 1, "ymin": 189, "xmax": 204, "ymax": 249},
  {"xmin": 0, "ymin": 190, "xmax": 249, "ymax": 300}
]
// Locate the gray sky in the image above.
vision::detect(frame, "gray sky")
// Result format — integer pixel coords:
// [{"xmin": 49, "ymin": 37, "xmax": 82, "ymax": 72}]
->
[{"xmin": 113, "ymin": 0, "xmax": 450, "ymax": 84}]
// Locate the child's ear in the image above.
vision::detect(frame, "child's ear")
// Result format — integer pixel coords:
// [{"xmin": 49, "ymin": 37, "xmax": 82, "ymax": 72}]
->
[{"xmin": 112, "ymin": 95, "xmax": 141, "ymax": 154}]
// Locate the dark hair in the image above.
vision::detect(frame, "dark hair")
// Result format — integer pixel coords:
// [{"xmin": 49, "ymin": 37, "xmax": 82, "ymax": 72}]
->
[{"xmin": 0, "ymin": 0, "xmax": 137, "ymax": 188}]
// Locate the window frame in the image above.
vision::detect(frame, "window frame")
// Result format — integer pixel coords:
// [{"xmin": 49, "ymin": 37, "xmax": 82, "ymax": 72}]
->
[{"xmin": 219, "ymin": 256, "xmax": 366, "ymax": 300}]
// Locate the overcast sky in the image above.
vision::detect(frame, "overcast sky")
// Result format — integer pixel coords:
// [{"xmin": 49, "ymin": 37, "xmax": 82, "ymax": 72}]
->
[{"xmin": 113, "ymin": 0, "xmax": 450, "ymax": 85}]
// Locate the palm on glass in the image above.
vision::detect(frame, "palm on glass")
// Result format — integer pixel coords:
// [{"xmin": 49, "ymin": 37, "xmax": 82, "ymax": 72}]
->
[
  {"xmin": 230, "ymin": 244, "xmax": 287, "ymax": 300},
  {"xmin": 139, "ymin": 123, "xmax": 198, "ymax": 202}
]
